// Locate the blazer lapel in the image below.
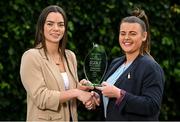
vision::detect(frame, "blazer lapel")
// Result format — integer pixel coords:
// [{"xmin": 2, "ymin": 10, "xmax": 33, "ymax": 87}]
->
[
  {"xmin": 39, "ymin": 49, "xmax": 65, "ymax": 91},
  {"xmin": 114, "ymin": 54, "xmax": 143, "ymax": 86},
  {"xmin": 103, "ymin": 56, "xmax": 125, "ymax": 81}
]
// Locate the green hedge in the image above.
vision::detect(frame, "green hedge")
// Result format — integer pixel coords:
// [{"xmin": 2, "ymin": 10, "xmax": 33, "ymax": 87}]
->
[{"xmin": 0, "ymin": 0, "xmax": 180, "ymax": 120}]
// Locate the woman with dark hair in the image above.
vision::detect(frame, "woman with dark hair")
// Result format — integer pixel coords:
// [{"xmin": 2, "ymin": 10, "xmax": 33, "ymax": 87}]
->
[
  {"xmin": 85, "ymin": 9, "xmax": 165, "ymax": 120},
  {"xmin": 20, "ymin": 5, "xmax": 93, "ymax": 121}
]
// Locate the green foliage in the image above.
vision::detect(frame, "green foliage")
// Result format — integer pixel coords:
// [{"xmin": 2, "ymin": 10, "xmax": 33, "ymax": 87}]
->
[{"xmin": 0, "ymin": 0, "xmax": 180, "ymax": 120}]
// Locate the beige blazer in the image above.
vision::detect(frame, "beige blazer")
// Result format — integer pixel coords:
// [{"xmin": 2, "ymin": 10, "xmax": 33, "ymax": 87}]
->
[{"xmin": 20, "ymin": 48, "xmax": 79, "ymax": 121}]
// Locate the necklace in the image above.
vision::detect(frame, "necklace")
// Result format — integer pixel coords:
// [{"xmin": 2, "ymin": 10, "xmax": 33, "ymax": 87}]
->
[
  {"xmin": 56, "ymin": 62, "xmax": 60, "ymax": 65},
  {"xmin": 55, "ymin": 57, "xmax": 61, "ymax": 65},
  {"xmin": 51, "ymin": 54, "xmax": 61, "ymax": 65}
]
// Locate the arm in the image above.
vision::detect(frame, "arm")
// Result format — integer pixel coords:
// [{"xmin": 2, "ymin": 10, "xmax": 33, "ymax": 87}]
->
[
  {"xmin": 20, "ymin": 50, "xmax": 61, "ymax": 111},
  {"xmin": 20, "ymin": 50, "xmax": 92, "ymax": 111}
]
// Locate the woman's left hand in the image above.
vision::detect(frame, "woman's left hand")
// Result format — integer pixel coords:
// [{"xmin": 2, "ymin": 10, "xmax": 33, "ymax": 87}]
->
[{"xmin": 100, "ymin": 82, "xmax": 120, "ymax": 99}]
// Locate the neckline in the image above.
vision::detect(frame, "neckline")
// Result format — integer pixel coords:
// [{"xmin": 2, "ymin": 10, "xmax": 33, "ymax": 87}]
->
[{"xmin": 124, "ymin": 61, "xmax": 133, "ymax": 66}]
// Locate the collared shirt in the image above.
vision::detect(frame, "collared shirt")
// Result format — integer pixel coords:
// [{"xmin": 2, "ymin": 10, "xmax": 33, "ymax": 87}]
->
[{"xmin": 103, "ymin": 62, "xmax": 132, "ymax": 117}]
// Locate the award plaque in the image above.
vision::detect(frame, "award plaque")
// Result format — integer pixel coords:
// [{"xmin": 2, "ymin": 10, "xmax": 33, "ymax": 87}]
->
[{"xmin": 83, "ymin": 43, "xmax": 108, "ymax": 87}]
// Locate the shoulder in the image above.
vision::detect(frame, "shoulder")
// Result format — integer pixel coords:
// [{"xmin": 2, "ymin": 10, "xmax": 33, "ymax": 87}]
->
[
  {"xmin": 65, "ymin": 49, "xmax": 75, "ymax": 55},
  {"xmin": 106, "ymin": 56, "xmax": 125, "ymax": 70},
  {"xmin": 65, "ymin": 49, "xmax": 77, "ymax": 68},
  {"xmin": 138, "ymin": 54, "xmax": 164, "ymax": 73},
  {"xmin": 65, "ymin": 49, "xmax": 76, "ymax": 59},
  {"xmin": 21, "ymin": 48, "xmax": 42, "ymax": 63},
  {"xmin": 22, "ymin": 48, "xmax": 40, "ymax": 58},
  {"xmin": 111, "ymin": 56, "xmax": 125, "ymax": 64}
]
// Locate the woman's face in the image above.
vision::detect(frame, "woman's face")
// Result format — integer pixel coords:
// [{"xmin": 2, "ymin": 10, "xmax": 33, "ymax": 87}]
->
[
  {"xmin": 119, "ymin": 22, "xmax": 147, "ymax": 55},
  {"xmin": 44, "ymin": 12, "xmax": 65, "ymax": 44}
]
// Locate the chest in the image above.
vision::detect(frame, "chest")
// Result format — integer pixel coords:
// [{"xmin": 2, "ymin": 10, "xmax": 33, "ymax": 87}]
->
[
  {"xmin": 114, "ymin": 65, "xmax": 147, "ymax": 95},
  {"xmin": 40, "ymin": 59, "xmax": 77, "ymax": 91}
]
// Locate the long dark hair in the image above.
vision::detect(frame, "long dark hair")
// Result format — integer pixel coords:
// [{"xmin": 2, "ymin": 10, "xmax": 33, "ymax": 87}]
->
[
  {"xmin": 120, "ymin": 8, "xmax": 151, "ymax": 55},
  {"xmin": 34, "ymin": 5, "xmax": 76, "ymax": 83},
  {"xmin": 34, "ymin": 5, "xmax": 68, "ymax": 58}
]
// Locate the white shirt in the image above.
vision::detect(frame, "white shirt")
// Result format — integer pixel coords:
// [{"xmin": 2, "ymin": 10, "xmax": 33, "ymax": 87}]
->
[
  {"xmin": 103, "ymin": 62, "xmax": 132, "ymax": 117},
  {"xmin": 61, "ymin": 72, "xmax": 69, "ymax": 90}
]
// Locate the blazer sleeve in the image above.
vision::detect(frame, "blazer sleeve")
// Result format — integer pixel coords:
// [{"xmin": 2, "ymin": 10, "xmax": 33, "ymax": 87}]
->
[
  {"xmin": 20, "ymin": 49, "xmax": 61, "ymax": 111},
  {"xmin": 122, "ymin": 61, "xmax": 165, "ymax": 116}
]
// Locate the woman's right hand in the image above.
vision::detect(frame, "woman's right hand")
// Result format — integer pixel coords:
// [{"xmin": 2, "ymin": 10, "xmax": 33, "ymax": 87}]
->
[
  {"xmin": 85, "ymin": 91, "xmax": 100, "ymax": 110},
  {"xmin": 76, "ymin": 89, "xmax": 92, "ymax": 104}
]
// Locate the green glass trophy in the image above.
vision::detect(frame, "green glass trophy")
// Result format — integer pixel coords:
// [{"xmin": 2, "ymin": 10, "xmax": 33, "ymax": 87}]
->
[{"xmin": 83, "ymin": 43, "xmax": 108, "ymax": 87}]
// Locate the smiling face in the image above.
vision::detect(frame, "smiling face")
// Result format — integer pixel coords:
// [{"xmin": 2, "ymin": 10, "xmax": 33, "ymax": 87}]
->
[
  {"xmin": 44, "ymin": 12, "xmax": 65, "ymax": 44},
  {"xmin": 119, "ymin": 22, "xmax": 147, "ymax": 56}
]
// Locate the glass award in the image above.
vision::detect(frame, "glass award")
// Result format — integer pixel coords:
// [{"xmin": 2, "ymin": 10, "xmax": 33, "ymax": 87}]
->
[{"xmin": 83, "ymin": 43, "xmax": 108, "ymax": 87}]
